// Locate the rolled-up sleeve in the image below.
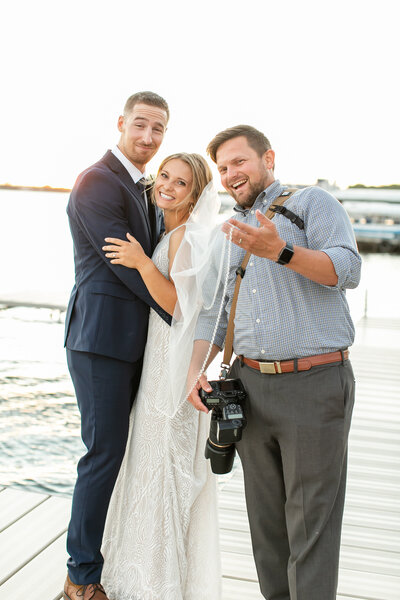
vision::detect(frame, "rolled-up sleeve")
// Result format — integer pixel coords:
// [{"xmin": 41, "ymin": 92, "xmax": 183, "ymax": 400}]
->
[
  {"xmin": 300, "ymin": 188, "xmax": 362, "ymax": 290},
  {"xmin": 323, "ymin": 246, "xmax": 361, "ymax": 289},
  {"xmin": 194, "ymin": 247, "xmax": 230, "ymax": 347},
  {"xmin": 195, "ymin": 299, "xmax": 228, "ymax": 348}
]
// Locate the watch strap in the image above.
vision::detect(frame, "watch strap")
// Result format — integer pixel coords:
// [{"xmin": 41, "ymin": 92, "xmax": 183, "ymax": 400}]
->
[{"xmin": 276, "ymin": 242, "xmax": 294, "ymax": 265}]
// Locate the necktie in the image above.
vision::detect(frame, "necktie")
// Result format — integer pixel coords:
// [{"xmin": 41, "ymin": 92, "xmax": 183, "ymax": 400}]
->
[
  {"xmin": 137, "ymin": 178, "xmax": 156, "ymax": 244},
  {"xmin": 136, "ymin": 177, "xmax": 148, "ymax": 210}
]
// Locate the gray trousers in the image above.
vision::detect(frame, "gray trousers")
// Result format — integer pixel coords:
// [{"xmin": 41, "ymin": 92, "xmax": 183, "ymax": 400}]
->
[{"xmin": 231, "ymin": 357, "xmax": 355, "ymax": 600}]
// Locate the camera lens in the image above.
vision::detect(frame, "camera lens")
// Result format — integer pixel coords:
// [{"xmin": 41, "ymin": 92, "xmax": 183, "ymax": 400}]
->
[{"xmin": 205, "ymin": 439, "xmax": 235, "ymax": 474}]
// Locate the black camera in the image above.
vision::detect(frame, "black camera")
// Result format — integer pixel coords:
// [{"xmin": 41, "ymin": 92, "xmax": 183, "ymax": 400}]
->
[{"xmin": 200, "ymin": 379, "xmax": 247, "ymax": 474}]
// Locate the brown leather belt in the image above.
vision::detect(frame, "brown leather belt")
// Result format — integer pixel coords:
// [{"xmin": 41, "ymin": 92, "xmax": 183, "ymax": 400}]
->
[{"xmin": 241, "ymin": 350, "xmax": 349, "ymax": 374}]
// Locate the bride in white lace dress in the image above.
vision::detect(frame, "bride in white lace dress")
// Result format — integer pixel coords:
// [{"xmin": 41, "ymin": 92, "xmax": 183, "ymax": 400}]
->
[{"xmin": 100, "ymin": 154, "xmax": 222, "ymax": 600}]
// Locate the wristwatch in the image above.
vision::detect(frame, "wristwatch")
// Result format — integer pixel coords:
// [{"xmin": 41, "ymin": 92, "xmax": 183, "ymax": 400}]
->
[{"xmin": 276, "ymin": 242, "xmax": 294, "ymax": 265}]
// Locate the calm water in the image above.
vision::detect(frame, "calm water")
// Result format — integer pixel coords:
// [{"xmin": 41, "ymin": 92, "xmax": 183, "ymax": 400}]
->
[{"xmin": 1, "ymin": 189, "xmax": 400, "ymax": 496}]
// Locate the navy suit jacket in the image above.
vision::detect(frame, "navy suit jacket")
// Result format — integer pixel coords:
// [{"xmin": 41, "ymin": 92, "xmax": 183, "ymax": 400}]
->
[{"xmin": 64, "ymin": 150, "xmax": 171, "ymax": 363}]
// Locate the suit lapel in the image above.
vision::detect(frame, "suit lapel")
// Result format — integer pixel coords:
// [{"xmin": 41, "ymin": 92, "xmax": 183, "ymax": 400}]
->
[{"xmin": 102, "ymin": 151, "xmax": 152, "ymax": 241}]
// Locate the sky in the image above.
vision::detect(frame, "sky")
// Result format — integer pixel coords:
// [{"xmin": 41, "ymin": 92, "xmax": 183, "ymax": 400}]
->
[{"xmin": 1, "ymin": 0, "xmax": 399, "ymax": 190}]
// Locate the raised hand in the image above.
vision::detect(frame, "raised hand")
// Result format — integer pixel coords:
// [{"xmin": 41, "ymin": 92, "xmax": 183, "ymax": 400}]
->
[
  {"xmin": 221, "ymin": 211, "xmax": 338, "ymax": 285},
  {"xmin": 221, "ymin": 210, "xmax": 285, "ymax": 260}
]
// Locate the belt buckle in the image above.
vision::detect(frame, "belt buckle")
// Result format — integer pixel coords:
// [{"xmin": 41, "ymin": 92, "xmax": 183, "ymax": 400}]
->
[{"xmin": 259, "ymin": 361, "xmax": 282, "ymax": 374}]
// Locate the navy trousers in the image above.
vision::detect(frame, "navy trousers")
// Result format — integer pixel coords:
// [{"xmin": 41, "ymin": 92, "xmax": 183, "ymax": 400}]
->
[{"xmin": 66, "ymin": 349, "xmax": 142, "ymax": 584}]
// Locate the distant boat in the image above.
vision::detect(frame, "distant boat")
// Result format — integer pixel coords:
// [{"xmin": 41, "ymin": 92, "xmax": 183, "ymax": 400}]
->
[
  {"xmin": 336, "ymin": 188, "xmax": 400, "ymax": 204},
  {"xmin": 341, "ymin": 200, "xmax": 400, "ymax": 251},
  {"xmin": 351, "ymin": 222, "xmax": 400, "ymax": 251},
  {"xmin": 218, "ymin": 188, "xmax": 400, "ymax": 251}
]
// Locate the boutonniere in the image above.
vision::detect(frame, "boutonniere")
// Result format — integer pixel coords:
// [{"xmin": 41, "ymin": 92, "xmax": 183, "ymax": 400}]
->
[{"xmin": 144, "ymin": 174, "xmax": 156, "ymax": 190}]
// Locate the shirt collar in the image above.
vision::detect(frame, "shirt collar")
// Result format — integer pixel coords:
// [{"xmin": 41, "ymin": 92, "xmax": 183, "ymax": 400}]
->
[
  {"xmin": 233, "ymin": 180, "xmax": 284, "ymax": 215},
  {"xmin": 111, "ymin": 145, "xmax": 145, "ymax": 183}
]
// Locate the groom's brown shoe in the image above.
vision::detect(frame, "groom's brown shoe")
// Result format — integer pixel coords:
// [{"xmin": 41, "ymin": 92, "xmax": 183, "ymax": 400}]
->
[{"xmin": 63, "ymin": 575, "xmax": 109, "ymax": 600}]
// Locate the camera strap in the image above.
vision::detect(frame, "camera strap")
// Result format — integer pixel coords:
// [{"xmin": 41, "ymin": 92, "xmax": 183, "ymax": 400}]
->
[{"xmin": 221, "ymin": 188, "xmax": 298, "ymax": 377}]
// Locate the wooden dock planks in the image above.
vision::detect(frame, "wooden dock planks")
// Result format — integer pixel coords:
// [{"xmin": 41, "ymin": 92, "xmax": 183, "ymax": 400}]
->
[
  {"xmin": 0, "ymin": 490, "xmax": 70, "ymax": 599},
  {"xmin": 0, "ymin": 488, "xmax": 49, "ymax": 533},
  {"xmin": 0, "ymin": 495, "xmax": 70, "ymax": 587},
  {"xmin": 0, "ymin": 534, "xmax": 67, "ymax": 600}
]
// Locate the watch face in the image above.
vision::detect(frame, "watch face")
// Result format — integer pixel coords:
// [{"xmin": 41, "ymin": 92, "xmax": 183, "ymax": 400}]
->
[{"xmin": 277, "ymin": 243, "xmax": 294, "ymax": 265}]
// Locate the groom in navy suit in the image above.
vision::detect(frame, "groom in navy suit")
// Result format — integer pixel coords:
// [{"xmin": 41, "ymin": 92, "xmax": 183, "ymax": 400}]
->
[{"xmin": 63, "ymin": 92, "xmax": 170, "ymax": 600}]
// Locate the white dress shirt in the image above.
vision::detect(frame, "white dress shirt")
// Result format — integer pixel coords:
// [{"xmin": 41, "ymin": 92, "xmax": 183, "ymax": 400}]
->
[{"xmin": 111, "ymin": 145, "xmax": 148, "ymax": 211}]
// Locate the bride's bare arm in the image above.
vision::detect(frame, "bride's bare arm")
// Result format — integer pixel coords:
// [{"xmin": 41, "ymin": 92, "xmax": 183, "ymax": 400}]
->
[
  {"xmin": 103, "ymin": 228, "xmax": 185, "ymax": 316},
  {"xmin": 186, "ymin": 340, "xmax": 221, "ymax": 413}
]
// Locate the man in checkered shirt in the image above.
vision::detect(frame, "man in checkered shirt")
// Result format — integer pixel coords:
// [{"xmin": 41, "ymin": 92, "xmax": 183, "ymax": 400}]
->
[{"xmin": 188, "ymin": 125, "xmax": 361, "ymax": 600}]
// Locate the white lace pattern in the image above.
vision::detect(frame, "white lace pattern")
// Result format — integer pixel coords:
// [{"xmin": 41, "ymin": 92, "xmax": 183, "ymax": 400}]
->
[{"xmin": 101, "ymin": 232, "xmax": 221, "ymax": 600}]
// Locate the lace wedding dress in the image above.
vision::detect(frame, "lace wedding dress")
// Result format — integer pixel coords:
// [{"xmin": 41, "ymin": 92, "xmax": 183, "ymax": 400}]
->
[{"xmin": 101, "ymin": 231, "xmax": 221, "ymax": 600}]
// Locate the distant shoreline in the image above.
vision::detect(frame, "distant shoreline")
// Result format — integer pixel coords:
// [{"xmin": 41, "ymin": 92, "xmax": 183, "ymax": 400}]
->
[
  {"xmin": 0, "ymin": 184, "xmax": 71, "ymax": 193},
  {"xmin": 0, "ymin": 180, "xmax": 400, "ymax": 197},
  {"xmin": 1, "ymin": 182, "xmax": 400, "ymax": 195}
]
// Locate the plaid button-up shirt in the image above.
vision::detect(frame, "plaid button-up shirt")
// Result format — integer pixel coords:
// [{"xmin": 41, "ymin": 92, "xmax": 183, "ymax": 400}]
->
[{"xmin": 195, "ymin": 180, "xmax": 361, "ymax": 360}]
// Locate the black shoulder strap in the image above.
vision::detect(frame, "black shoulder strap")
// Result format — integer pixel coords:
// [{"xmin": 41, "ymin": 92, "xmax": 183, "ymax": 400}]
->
[
  {"xmin": 269, "ymin": 188, "xmax": 304, "ymax": 229},
  {"xmin": 222, "ymin": 188, "xmax": 296, "ymax": 369},
  {"xmin": 269, "ymin": 204, "xmax": 304, "ymax": 229}
]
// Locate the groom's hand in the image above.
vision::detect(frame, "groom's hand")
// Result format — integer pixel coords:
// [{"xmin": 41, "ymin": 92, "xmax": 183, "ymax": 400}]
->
[{"xmin": 188, "ymin": 374, "xmax": 212, "ymax": 413}]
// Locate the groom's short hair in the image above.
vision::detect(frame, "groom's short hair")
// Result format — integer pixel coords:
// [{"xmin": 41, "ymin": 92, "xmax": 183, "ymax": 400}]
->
[
  {"xmin": 207, "ymin": 125, "xmax": 271, "ymax": 163},
  {"xmin": 123, "ymin": 91, "xmax": 170, "ymax": 122}
]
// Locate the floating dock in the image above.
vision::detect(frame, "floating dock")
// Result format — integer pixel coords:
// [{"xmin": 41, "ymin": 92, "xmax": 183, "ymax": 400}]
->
[
  {"xmin": 0, "ymin": 316, "xmax": 399, "ymax": 599},
  {"xmin": 0, "ymin": 291, "xmax": 67, "ymax": 312}
]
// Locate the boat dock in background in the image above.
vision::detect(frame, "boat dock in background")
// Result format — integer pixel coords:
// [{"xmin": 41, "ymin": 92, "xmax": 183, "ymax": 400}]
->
[
  {"xmin": 220, "ymin": 186, "xmax": 400, "ymax": 252},
  {"xmin": 335, "ymin": 188, "xmax": 400, "ymax": 204},
  {"xmin": 339, "ymin": 194, "xmax": 400, "ymax": 251},
  {"xmin": 351, "ymin": 222, "xmax": 400, "ymax": 251},
  {"xmin": 1, "ymin": 316, "xmax": 399, "ymax": 600},
  {"xmin": 0, "ymin": 291, "xmax": 67, "ymax": 312},
  {"xmin": 310, "ymin": 186, "xmax": 400, "ymax": 251}
]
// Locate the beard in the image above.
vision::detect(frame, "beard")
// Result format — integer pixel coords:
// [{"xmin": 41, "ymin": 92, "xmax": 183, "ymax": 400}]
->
[{"xmin": 231, "ymin": 179, "xmax": 269, "ymax": 208}]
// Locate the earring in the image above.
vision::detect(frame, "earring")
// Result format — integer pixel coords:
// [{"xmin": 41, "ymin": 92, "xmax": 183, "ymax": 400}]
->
[{"xmin": 189, "ymin": 204, "xmax": 194, "ymax": 214}]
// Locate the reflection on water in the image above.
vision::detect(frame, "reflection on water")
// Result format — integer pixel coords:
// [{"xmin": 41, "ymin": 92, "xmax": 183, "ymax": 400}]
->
[
  {"xmin": 0, "ymin": 308, "xmax": 234, "ymax": 496},
  {"xmin": 1, "ymin": 247, "xmax": 400, "ymax": 496},
  {"xmin": 0, "ymin": 308, "xmax": 82, "ymax": 496}
]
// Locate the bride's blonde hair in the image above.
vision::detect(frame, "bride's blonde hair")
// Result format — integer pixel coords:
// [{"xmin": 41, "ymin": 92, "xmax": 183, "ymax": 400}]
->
[{"xmin": 152, "ymin": 153, "xmax": 213, "ymax": 210}]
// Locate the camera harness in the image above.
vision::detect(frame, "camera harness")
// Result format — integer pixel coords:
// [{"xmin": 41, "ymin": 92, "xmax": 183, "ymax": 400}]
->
[
  {"xmin": 221, "ymin": 188, "xmax": 300, "ymax": 378},
  {"xmin": 188, "ymin": 188, "xmax": 301, "ymax": 396}
]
